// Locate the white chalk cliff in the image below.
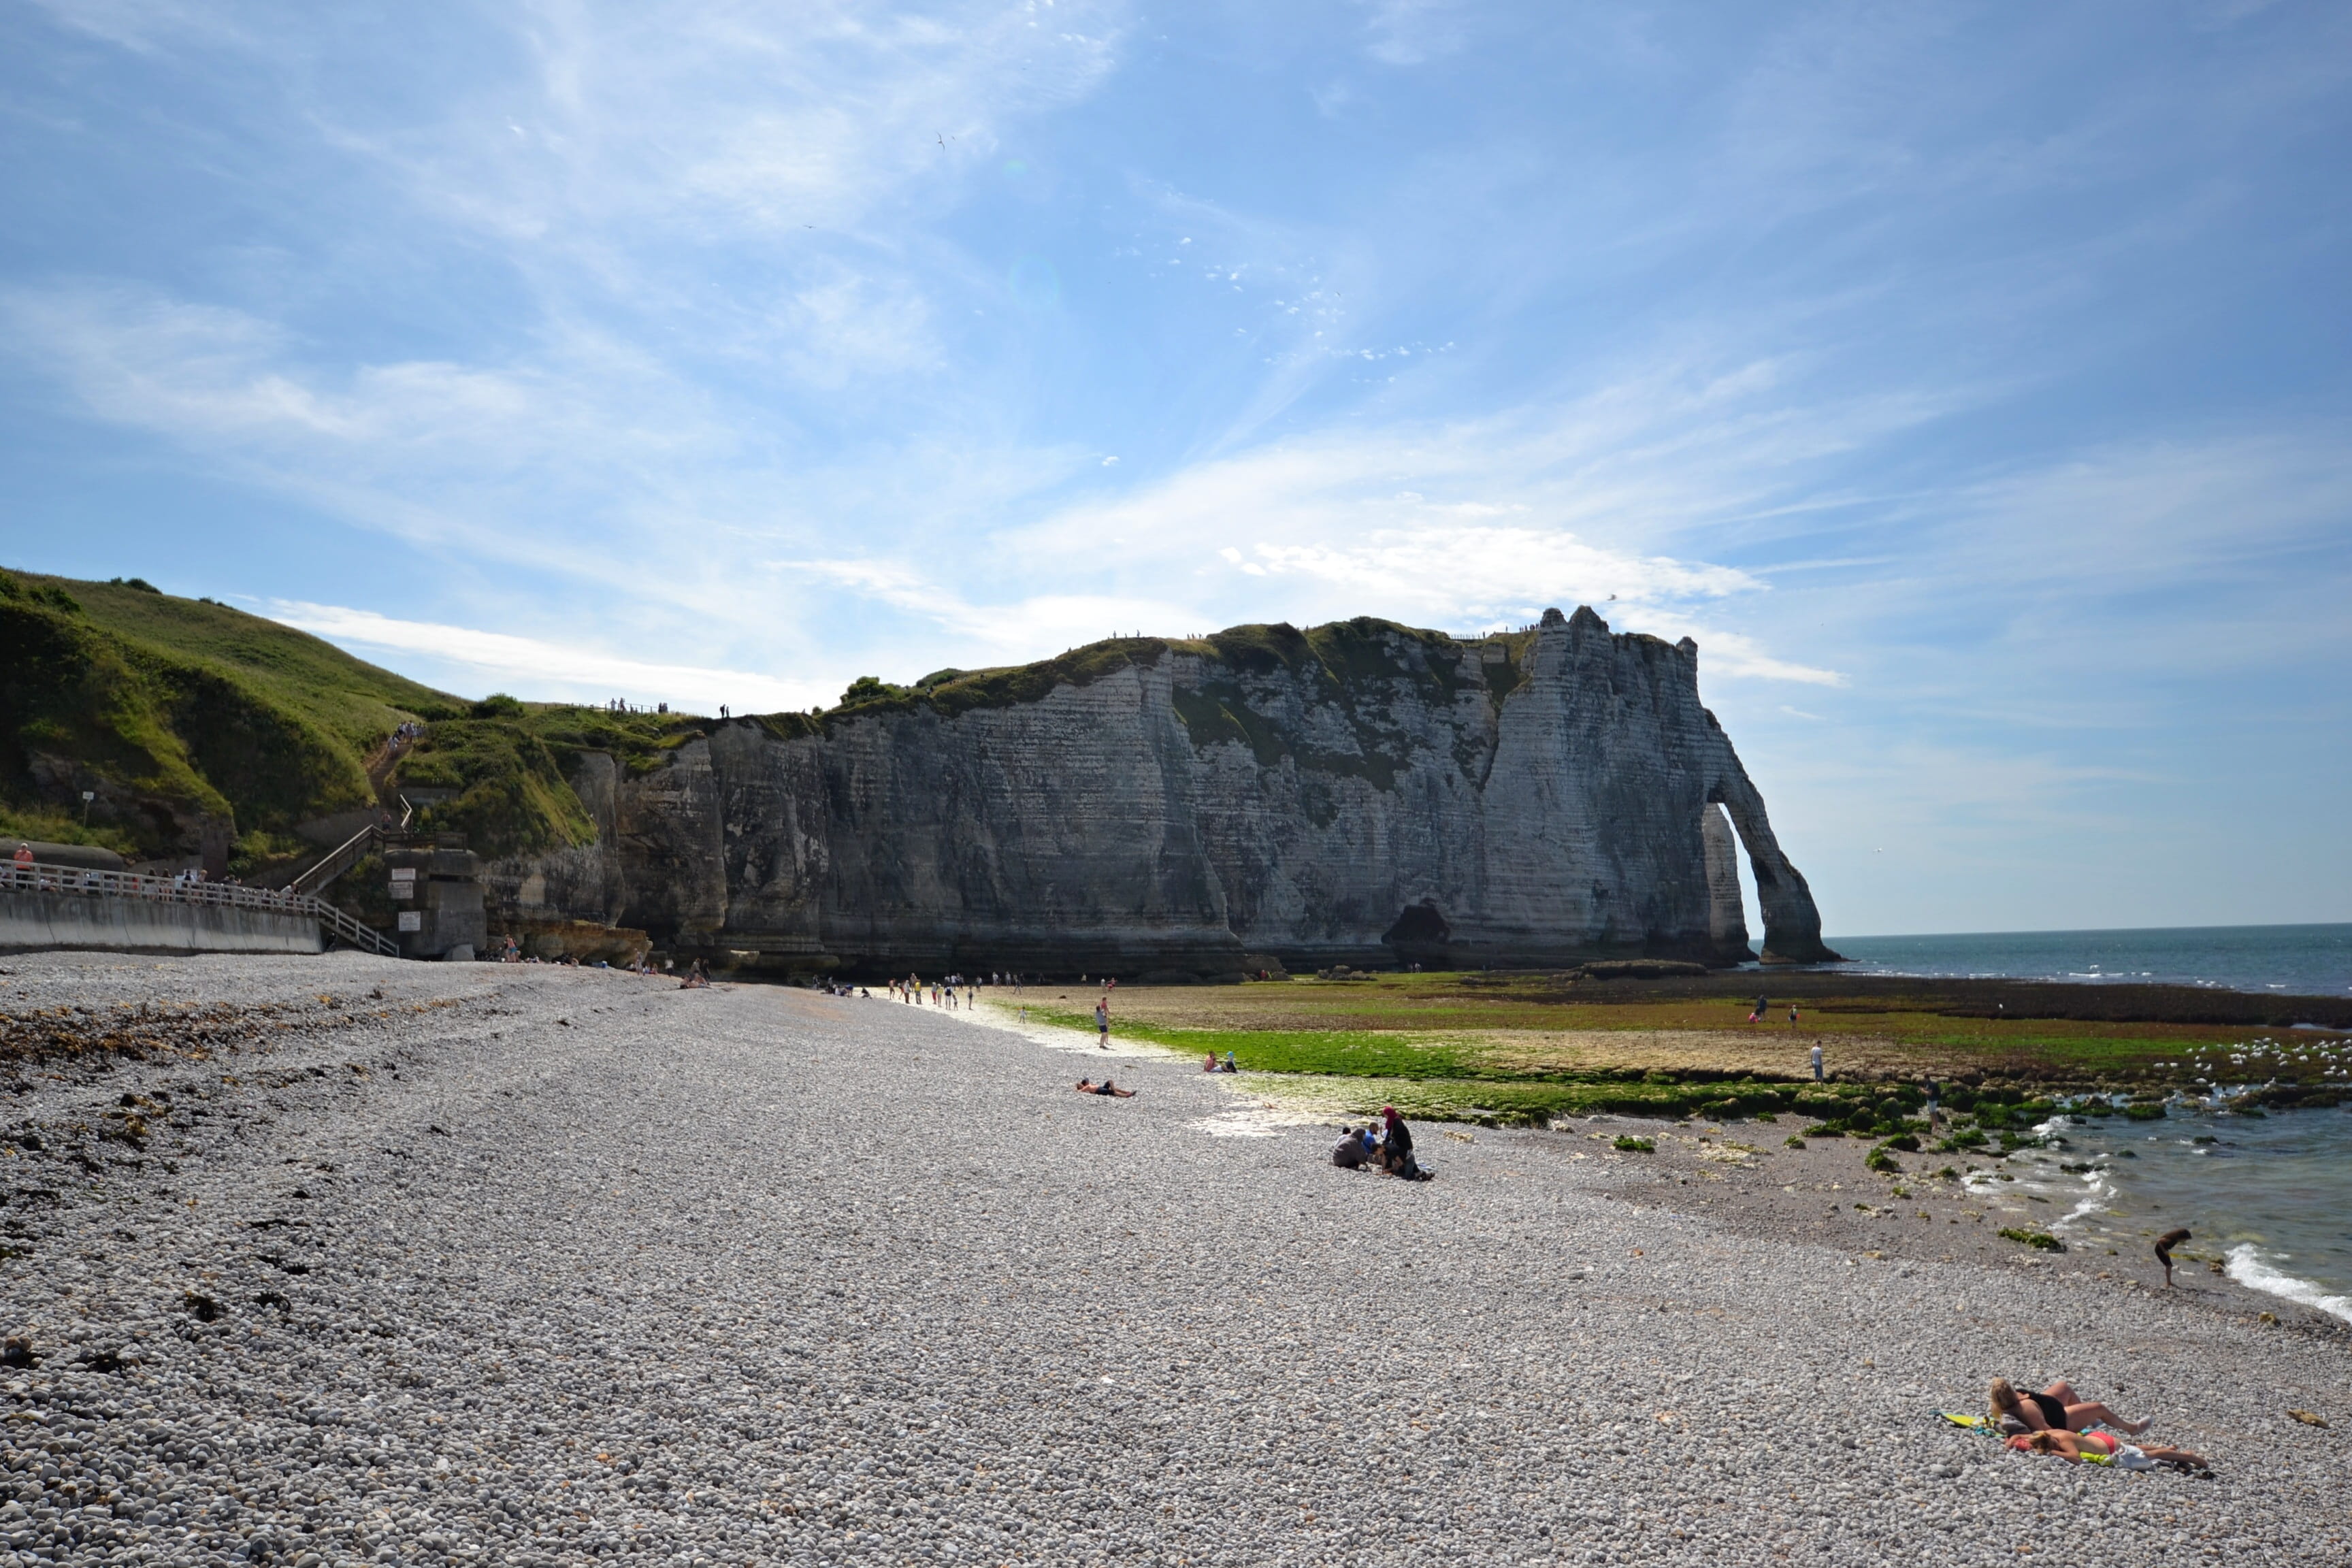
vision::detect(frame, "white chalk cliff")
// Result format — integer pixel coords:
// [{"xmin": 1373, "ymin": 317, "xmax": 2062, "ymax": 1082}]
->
[{"xmin": 489, "ymin": 608, "xmax": 1840, "ymax": 977}]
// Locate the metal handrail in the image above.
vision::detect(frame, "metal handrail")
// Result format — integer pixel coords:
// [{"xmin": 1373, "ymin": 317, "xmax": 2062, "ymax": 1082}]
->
[
  {"xmin": 3, "ymin": 858, "xmax": 400, "ymax": 958},
  {"xmin": 288, "ymin": 821, "xmax": 390, "ymax": 897}
]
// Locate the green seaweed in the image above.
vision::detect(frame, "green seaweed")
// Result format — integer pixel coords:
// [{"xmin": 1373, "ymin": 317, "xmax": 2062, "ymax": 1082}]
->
[{"xmin": 1998, "ymin": 1228, "xmax": 2065, "ymax": 1252}]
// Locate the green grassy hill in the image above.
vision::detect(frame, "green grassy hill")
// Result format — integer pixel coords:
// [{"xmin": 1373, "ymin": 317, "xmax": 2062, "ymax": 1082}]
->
[
  {"xmin": 0, "ymin": 568, "xmax": 732, "ymax": 871},
  {"xmin": 0, "ymin": 568, "xmax": 465, "ymax": 868}
]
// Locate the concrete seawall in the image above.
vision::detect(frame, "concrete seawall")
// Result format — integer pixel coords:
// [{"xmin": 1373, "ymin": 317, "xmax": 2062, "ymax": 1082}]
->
[{"xmin": 0, "ymin": 889, "xmax": 323, "ymax": 956}]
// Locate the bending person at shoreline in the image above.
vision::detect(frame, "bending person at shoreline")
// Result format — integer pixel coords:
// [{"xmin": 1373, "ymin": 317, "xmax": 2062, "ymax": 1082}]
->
[
  {"xmin": 2155, "ymin": 1228, "xmax": 2191, "ymax": 1288},
  {"xmin": 1989, "ymin": 1378, "xmax": 2150, "ymax": 1436},
  {"xmin": 2008, "ymin": 1430, "xmax": 2207, "ymax": 1471}
]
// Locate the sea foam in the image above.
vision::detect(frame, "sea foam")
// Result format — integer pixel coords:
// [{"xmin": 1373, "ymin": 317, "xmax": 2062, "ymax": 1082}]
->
[{"xmin": 2225, "ymin": 1243, "xmax": 2352, "ymax": 1324}]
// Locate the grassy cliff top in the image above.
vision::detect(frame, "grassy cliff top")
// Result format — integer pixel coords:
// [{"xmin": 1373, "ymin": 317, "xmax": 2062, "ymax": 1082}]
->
[
  {"xmin": 827, "ymin": 615, "xmax": 1542, "ymax": 721},
  {"xmin": 1, "ymin": 574, "xmax": 1577, "ymax": 866}
]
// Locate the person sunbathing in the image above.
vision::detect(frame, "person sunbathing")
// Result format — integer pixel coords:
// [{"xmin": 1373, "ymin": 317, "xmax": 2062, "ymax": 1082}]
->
[
  {"xmin": 1075, "ymin": 1079, "xmax": 1136, "ymax": 1098},
  {"xmin": 1989, "ymin": 1377, "xmax": 2150, "ymax": 1436},
  {"xmin": 2008, "ymin": 1429, "xmax": 2207, "ymax": 1471}
]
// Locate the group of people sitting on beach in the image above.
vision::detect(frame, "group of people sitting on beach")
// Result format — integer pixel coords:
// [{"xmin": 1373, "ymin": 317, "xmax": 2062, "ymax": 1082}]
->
[
  {"xmin": 1988, "ymin": 1379, "xmax": 2208, "ymax": 1471},
  {"xmin": 1330, "ymin": 1107, "xmax": 1433, "ymax": 1181},
  {"xmin": 1200, "ymin": 1052, "xmax": 1239, "ymax": 1073}
]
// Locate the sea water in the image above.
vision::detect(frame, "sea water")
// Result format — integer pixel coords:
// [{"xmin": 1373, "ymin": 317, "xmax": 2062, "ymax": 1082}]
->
[
  {"xmin": 1788, "ymin": 924, "xmax": 2352, "ymax": 1319},
  {"xmin": 1969, "ymin": 1101, "xmax": 2352, "ymax": 1323},
  {"xmin": 1816, "ymin": 921, "xmax": 2352, "ymax": 1000}
]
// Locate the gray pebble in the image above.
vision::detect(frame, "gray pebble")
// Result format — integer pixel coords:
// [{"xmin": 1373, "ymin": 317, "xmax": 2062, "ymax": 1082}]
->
[{"xmin": 0, "ymin": 951, "xmax": 2344, "ymax": 1565}]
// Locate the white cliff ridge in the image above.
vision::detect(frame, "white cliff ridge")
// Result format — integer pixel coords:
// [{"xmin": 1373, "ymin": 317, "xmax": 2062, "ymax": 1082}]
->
[{"xmin": 487, "ymin": 607, "xmax": 1840, "ymax": 977}]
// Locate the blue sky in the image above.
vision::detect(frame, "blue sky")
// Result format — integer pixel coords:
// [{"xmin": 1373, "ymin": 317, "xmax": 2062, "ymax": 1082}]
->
[{"xmin": 3, "ymin": 1, "xmax": 2349, "ymax": 936}]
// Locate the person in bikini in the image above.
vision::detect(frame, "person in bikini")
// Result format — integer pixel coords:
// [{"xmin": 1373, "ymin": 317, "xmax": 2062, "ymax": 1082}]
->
[
  {"xmin": 2009, "ymin": 1429, "xmax": 2207, "ymax": 1471},
  {"xmin": 1988, "ymin": 1377, "xmax": 2150, "ymax": 1435}
]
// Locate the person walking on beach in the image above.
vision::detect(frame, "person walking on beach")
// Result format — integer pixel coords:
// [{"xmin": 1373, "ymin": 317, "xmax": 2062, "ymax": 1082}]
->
[
  {"xmin": 1810, "ymin": 1043, "xmax": 1824, "ymax": 1082},
  {"xmin": 1788, "ymin": 1004, "xmax": 1799, "ymax": 1027},
  {"xmin": 1749, "ymin": 994, "xmax": 1768, "ymax": 1024},
  {"xmin": 1095, "ymin": 996, "xmax": 1111, "ymax": 1048}
]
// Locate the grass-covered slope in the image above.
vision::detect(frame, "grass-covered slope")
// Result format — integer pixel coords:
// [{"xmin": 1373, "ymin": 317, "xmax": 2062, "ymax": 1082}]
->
[
  {"xmin": 825, "ymin": 616, "xmax": 1512, "ymax": 728},
  {"xmin": 0, "ymin": 568, "xmax": 465, "ymax": 865},
  {"xmin": 0, "ymin": 568, "xmax": 774, "ymax": 867},
  {"xmin": 387, "ymin": 700, "xmax": 721, "ymax": 859}
]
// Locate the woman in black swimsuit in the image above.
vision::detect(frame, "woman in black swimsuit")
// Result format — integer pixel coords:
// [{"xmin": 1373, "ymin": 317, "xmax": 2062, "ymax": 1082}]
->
[{"xmin": 1988, "ymin": 1377, "xmax": 2150, "ymax": 1435}]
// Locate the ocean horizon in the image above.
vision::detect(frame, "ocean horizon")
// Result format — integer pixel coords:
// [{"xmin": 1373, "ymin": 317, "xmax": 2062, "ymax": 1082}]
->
[{"xmin": 1799, "ymin": 920, "xmax": 2352, "ymax": 1000}]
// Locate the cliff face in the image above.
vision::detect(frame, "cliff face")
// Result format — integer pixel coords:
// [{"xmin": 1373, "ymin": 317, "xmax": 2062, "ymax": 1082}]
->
[{"xmin": 485, "ymin": 608, "xmax": 1840, "ymax": 976}]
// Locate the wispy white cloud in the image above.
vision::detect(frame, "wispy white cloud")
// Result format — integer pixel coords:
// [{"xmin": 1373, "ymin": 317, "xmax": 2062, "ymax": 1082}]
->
[
  {"xmin": 779, "ymin": 559, "xmax": 1198, "ymax": 662},
  {"xmin": 3, "ymin": 284, "xmax": 560, "ymax": 454},
  {"xmin": 1361, "ymin": 0, "xmax": 1466, "ymax": 67},
  {"xmin": 974, "ymin": 359, "xmax": 1938, "ymax": 680},
  {"xmin": 1228, "ymin": 527, "xmax": 1754, "ymax": 620},
  {"xmin": 265, "ymin": 601, "xmax": 825, "ymax": 715},
  {"xmin": 20, "ymin": 0, "xmax": 239, "ymax": 53}
]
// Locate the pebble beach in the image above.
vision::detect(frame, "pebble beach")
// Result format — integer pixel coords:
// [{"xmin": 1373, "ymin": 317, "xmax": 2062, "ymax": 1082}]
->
[{"xmin": 3, "ymin": 952, "xmax": 2347, "ymax": 1567}]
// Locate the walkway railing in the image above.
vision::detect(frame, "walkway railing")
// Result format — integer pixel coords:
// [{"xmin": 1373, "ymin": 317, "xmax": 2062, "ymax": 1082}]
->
[
  {"xmin": 289, "ymin": 821, "xmax": 391, "ymax": 898},
  {"xmin": 3, "ymin": 859, "xmax": 401, "ymax": 958}
]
